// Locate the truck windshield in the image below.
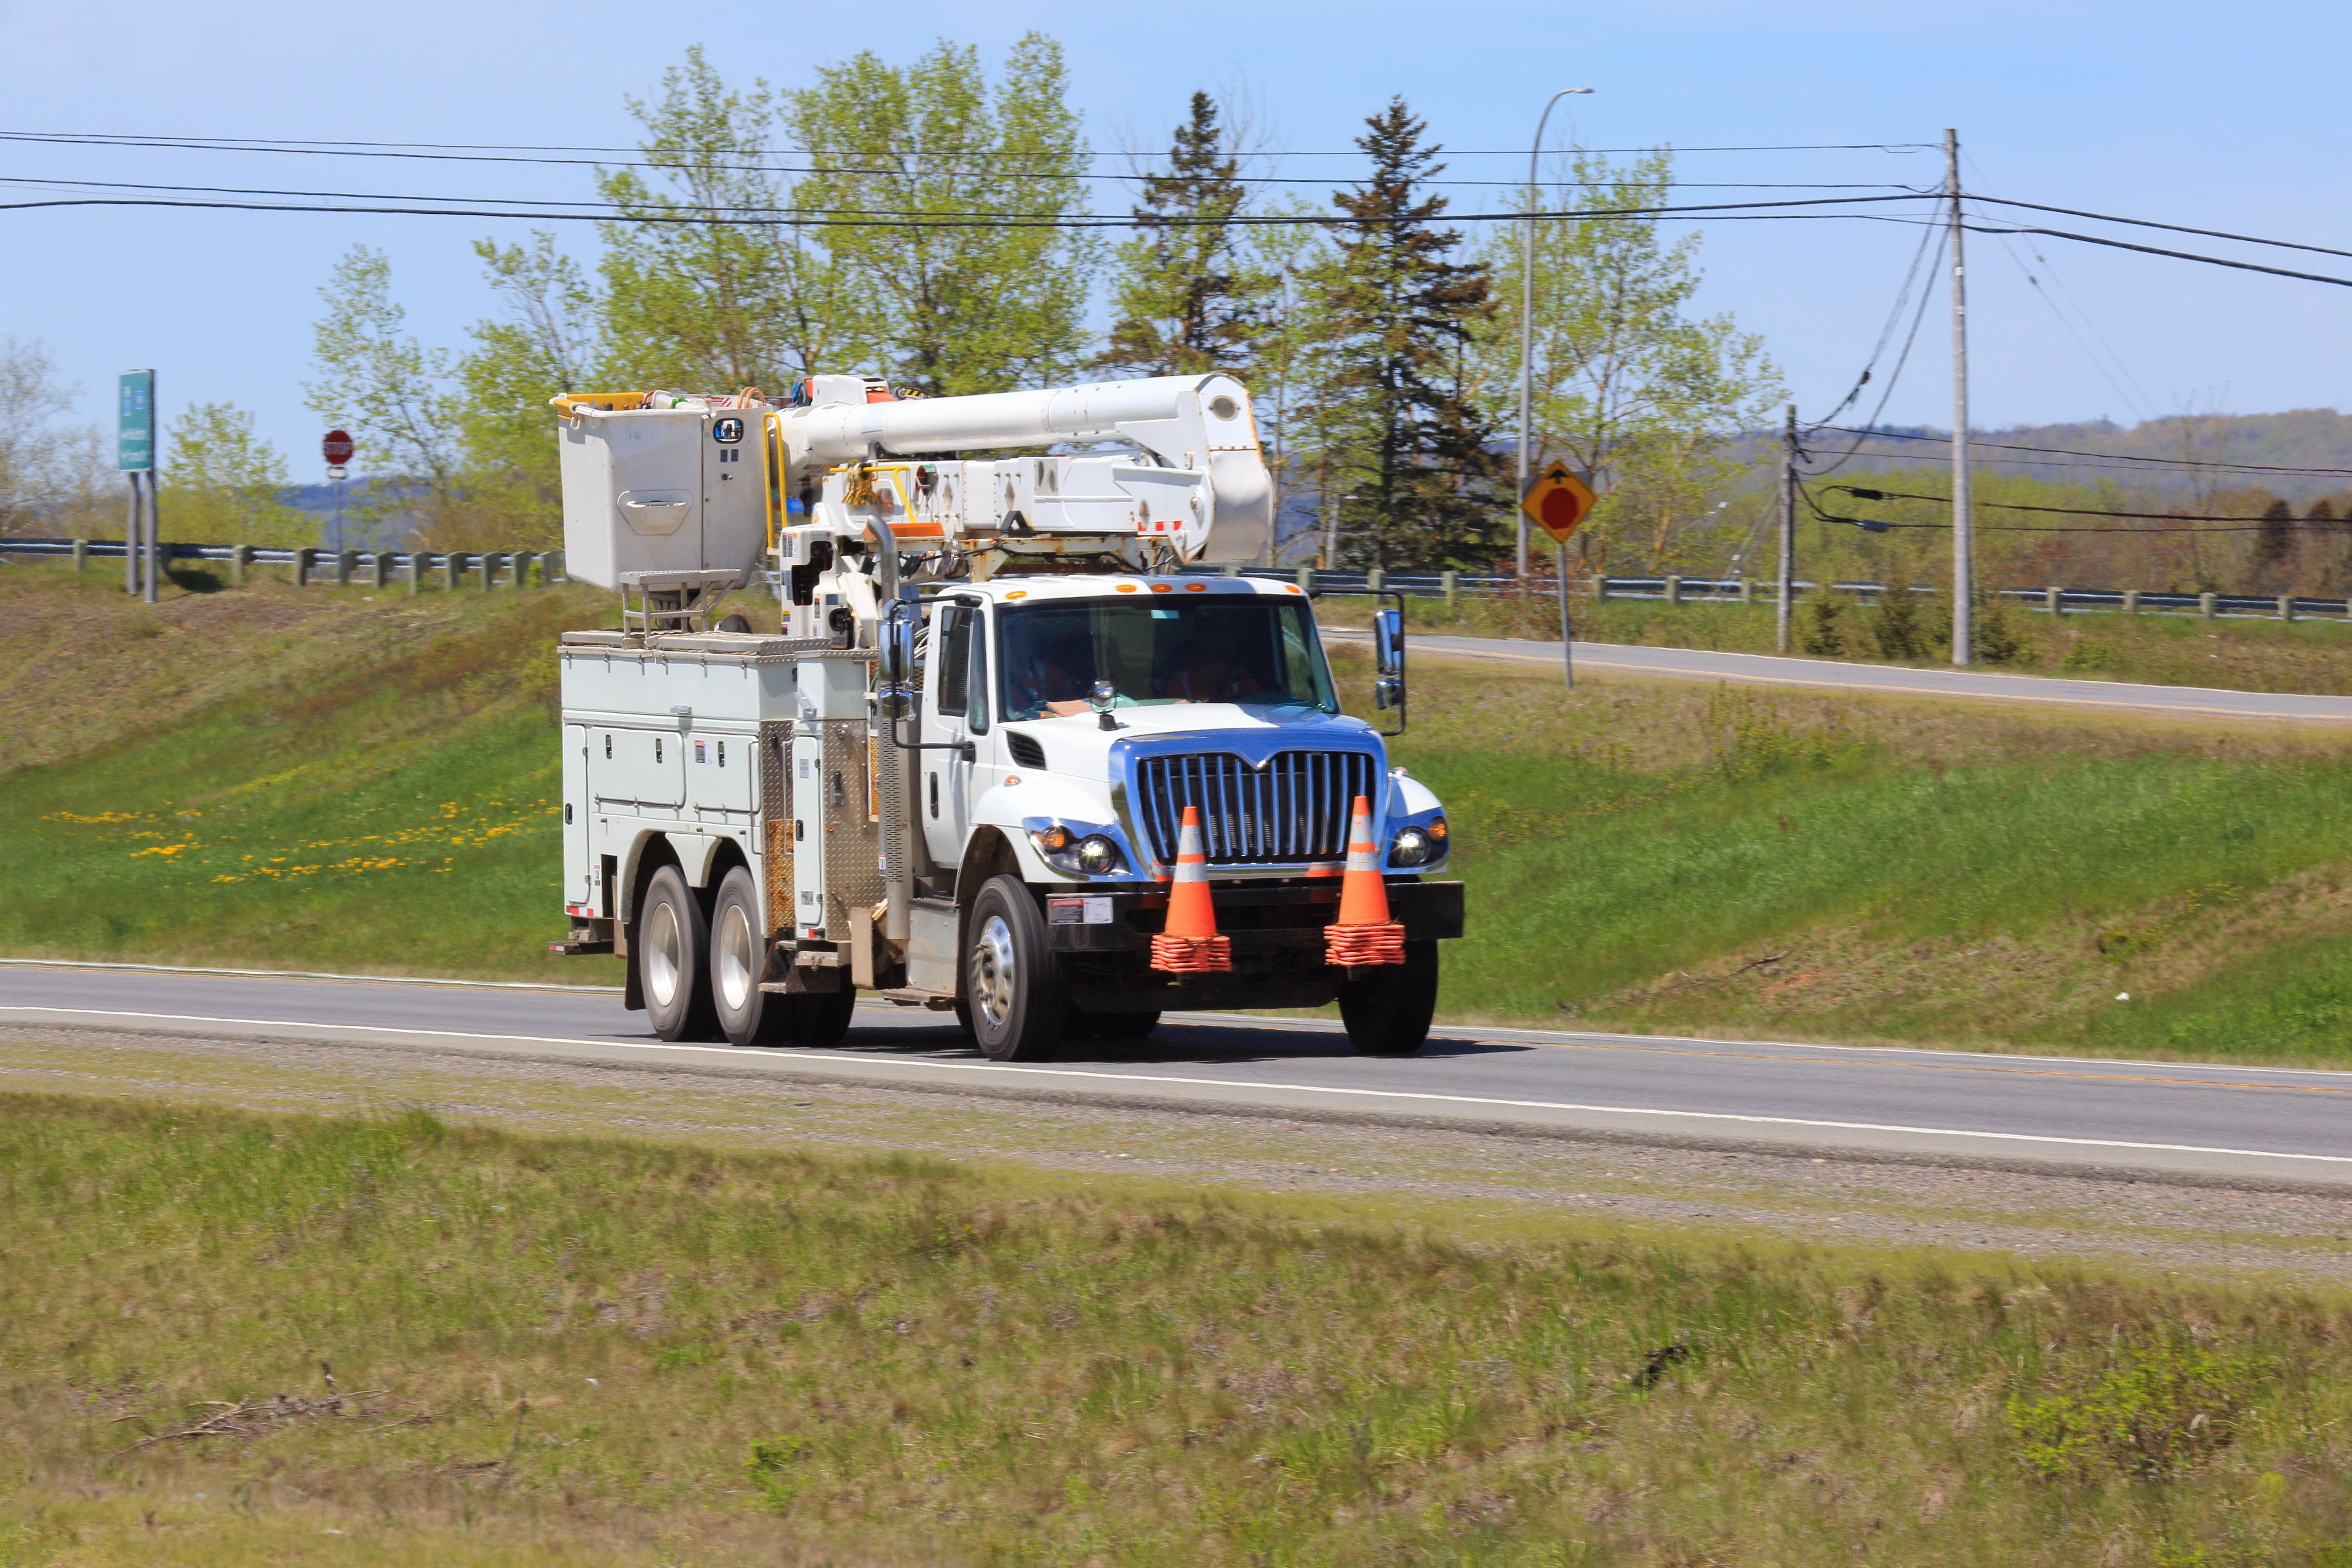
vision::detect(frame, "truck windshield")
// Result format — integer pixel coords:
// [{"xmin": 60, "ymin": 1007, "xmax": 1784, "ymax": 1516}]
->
[{"xmin": 997, "ymin": 595, "xmax": 1337, "ymax": 720}]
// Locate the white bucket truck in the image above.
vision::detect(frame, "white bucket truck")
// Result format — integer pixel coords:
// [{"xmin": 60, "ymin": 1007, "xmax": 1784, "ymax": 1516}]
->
[{"xmin": 549, "ymin": 373, "xmax": 1461, "ymax": 1060}]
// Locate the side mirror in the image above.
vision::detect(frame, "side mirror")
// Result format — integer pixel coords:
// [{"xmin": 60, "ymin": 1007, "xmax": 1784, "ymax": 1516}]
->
[
  {"xmin": 1370, "ymin": 596, "xmax": 1406, "ymax": 735},
  {"xmin": 879, "ymin": 603, "xmax": 917, "ymax": 685},
  {"xmin": 1373, "ymin": 606, "xmax": 1405, "ymax": 679}
]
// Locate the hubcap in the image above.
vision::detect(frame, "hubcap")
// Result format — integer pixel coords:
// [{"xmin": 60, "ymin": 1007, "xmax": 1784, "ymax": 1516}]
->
[
  {"xmin": 717, "ymin": 903, "xmax": 755, "ymax": 1013},
  {"xmin": 645, "ymin": 899, "xmax": 682, "ymax": 1010},
  {"xmin": 971, "ymin": 913, "xmax": 1018, "ymax": 1034}
]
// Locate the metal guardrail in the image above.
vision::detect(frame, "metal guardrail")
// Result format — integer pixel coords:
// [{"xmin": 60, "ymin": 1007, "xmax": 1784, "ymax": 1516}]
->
[
  {"xmin": 4, "ymin": 537, "xmax": 2341, "ymax": 623},
  {"xmin": 1185, "ymin": 566, "xmax": 2352, "ymax": 622},
  {"xmin": 0, "ymin": 536, "xmax": 566, "ymax": 588}
]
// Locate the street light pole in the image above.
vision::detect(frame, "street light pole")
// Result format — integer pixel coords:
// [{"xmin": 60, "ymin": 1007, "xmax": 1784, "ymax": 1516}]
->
[{"xmin": 1516, "ymin": 86, "xmax": 1593, "ymax": 581}]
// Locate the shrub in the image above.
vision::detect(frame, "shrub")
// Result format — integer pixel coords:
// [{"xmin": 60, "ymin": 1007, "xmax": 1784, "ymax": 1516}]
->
[
  {"xmin": 1799, "ymin": 590, "xmax": 1849, "ymax": 656},
  {"xmin": 2007, "ymin": 1338, "xmax": 2259, "ymax": 1481},
  {"xmin": 1873, "ymin": 571, "xmax": 1932, "ymax": 660},
  {"xmin": 1973, "ymin": 597, "xmax": 2027, "ymax": 664}
]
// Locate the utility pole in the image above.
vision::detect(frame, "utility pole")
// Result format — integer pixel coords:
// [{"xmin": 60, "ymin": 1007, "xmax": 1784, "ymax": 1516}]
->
[
  {"xmin": 1776, "ymin": 403, "xmax": 1796, "ymax": 654},
  {"xmin": 1947, "ymin": 128, "xmax": 1973, "ymax": 666}
]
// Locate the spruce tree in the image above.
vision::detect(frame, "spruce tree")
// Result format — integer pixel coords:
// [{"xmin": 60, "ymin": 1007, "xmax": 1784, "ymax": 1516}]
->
[
  {"xmin": 1306, "ymin": 97, "xmax": 1502, "ymax": 570},
  {"xmin": 2253, "ymin": 497, "xmax": 2295, "ymax": 577},
  {"xmin": 1096, "ymin": 92, "xmax": 1264, "ymax": 376}
]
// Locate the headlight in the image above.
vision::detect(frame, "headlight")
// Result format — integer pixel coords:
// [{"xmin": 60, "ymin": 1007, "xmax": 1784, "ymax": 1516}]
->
[
  {"xmin": 1390, "ymin": 818, "xmax": 1445, "ymax": 867},
  {"xmin": 1031, "ymin": 824, "xmax": 1127, "ymax": 876}
]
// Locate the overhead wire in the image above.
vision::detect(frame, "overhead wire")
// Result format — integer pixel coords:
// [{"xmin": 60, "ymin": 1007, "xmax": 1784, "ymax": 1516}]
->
[
  {"xmin": 1811, "ymin": 481, "xmax": 2342, "ymax": 532},
  {"xmin": 1809, "ymin": 424, "xmax": 2352, "ymax": 476}
]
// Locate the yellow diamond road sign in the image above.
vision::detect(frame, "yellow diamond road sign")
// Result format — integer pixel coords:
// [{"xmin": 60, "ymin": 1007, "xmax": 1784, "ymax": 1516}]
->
[{"xmin": 1521, "ymin": 463, "xmax": 1597, "ymax": 544}]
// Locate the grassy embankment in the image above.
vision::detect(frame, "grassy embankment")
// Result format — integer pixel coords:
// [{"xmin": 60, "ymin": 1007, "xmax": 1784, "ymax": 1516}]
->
[
  {"xmin": 3, "ymin": 1094, "xmax": 2349, "ymax": 1565},
  {"xmin": 9, "ymin": 561, "xmax": 2352, "ymax": 1062}
]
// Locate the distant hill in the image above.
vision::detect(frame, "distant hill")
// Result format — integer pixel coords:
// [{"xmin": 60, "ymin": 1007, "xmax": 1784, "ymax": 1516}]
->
[{"xmin": 1791, "ymin": 408, "xmax": 2352, "ymax": 502}]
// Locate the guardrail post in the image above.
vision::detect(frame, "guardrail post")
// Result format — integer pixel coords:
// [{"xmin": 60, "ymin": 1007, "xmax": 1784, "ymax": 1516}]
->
[
  {"xmin": 2199, "ymin": 592, "xmax": 2216, "ymax": 621},
  {"xmin": 1593, "ymin": 577, "xmax": 1611, "ymax": 603},
  {"xmin": 294, "ymin": 548, "xmax": 314, "ymax": 587},
  {"xmin": 545, "ymin": 549, "xmax": 565, "ymax": 585},
  {"xmin": 1664, "ymin": 574, "xmax": 1683, "ymax": 606},
  {"xmin": 229, "ymin": 543, "xmax": 251, "ymax": 587},
  {"xmin": 511, "ymin": 549, "xmax": 537, "ymax": 588},
  {"xmin": 1295, "ymin": 565, "xmax": 1314, "ymax": 594},
  {"xmin": 332, "ymin": 548, "xmax": 354, "ymax": 587},
  {"xmin": 1441, "ymin": 569, "xmax": 1458, "ymax": 614},
  {"xmin": 479, "ymin": 551, "xmax": 501, "ymax": 592},
  {"xmin": 2041, "ymin": 585, "xmax": 2060, "ymax": 615},
  {"xmin": 69, "ymin": 538, "xmax": 87, "ymax": 573},
  {"xmin": 2123, "ymin": 589, "xmax": 2140, "ymax": 616},
  {"xmin": 1365, "ymin": 566, "xmax": 1384, "ymax": 595},
  {"xmin": 404, "ymin": 552, "xmax": 421, "ymax": 596},
  {"xmin": 2280, "ymin": 594, "xmax": 2296, "ymax": 622},
  {"xmin": 1736, "ymin": 577, "xmax": 1753, "ymax": 604},
  {"xmin": 444, "ymin": 553, "xmax": 464, "ymax": 591}
]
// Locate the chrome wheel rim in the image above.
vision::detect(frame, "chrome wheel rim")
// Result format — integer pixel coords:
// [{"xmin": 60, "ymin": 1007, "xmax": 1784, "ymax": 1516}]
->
[
  {"xmin": 716, "ymin": 902, "xmax": 755, "ymax": 1014},
  {"xmin": 972, "ymin": 913, "xmax": 1017, "ymax": 1034},
  {"xmin": 645, "ymin": 898, "xmax": 683, "ymax": 1010}
]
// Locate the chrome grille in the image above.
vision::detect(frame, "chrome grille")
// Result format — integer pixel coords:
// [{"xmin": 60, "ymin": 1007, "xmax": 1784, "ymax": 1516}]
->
[{"xmin": 1134, "ymin": 750, "xmax": 1378, "ymax": 866}]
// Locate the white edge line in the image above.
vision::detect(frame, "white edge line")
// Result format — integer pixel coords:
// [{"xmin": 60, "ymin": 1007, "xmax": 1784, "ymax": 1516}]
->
[
  {"xmin": 0, "ymin": 958, "xmax": 620, "ymax": 995},
  {"xmin": 4, "ymin": 1005, "xmax": 2347, "ymax": 1169},
  {"xmin": 9, "ymin": 967, "xmax": 2345, "ymax": 1087}
]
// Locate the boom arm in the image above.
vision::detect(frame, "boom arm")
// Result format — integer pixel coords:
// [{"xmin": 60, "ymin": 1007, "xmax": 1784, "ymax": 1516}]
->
[{"xmin": 773, "ymin": 372, "xmax": 1273, "ymax": 569}]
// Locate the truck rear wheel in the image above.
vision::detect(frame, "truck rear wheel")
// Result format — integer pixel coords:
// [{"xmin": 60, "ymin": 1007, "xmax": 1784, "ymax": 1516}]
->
[
  {"xmin": 710, "ymin": 867, "xmax": 791, "ymax": 1048},
  {"xmin": 795, "ymin": 983, "xmax": 856, "ymax": 1045},
  {"xmin": 1337, "ymin": 940, "xmax": 1439, "ymax": 1057},
  {"xmin": 640, "ymin": 864, "xmax": 718, "ymax": 1042},
  {"xmin": 965, "ymin": 876, "xmax": 1065, "ymax": 1062}
]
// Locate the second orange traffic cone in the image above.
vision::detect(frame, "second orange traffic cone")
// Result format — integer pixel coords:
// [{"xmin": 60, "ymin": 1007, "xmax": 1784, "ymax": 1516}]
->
[
  {"xmin": 1151, "ymin": 805, "xmax": 1232, "ymax": 973},
  {"xmin": 1325, "ymin": 794, "xmax": 1406, "ymax": 967}
]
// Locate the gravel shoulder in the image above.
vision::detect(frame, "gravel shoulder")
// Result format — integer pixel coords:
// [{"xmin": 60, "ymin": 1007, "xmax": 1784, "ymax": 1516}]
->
[{"xmin": 4, "ymin": 1024, "xmax": 2349, "ymax": 1290}]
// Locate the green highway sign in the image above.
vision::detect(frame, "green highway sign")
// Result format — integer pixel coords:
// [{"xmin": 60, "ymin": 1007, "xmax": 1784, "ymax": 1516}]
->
[{"xmin": 117, "ymin": 369, "xmax": 154, "ymax": 472}]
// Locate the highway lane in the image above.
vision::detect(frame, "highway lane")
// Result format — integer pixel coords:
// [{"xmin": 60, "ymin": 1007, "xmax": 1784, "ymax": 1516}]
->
[
  {"xmin": 1325, "ymin": 628, "xmax": 2352, "ymax": 721},
  {"xmin": 3, "ymin": 962, "xmax": 2348, "ymax": 1187}
]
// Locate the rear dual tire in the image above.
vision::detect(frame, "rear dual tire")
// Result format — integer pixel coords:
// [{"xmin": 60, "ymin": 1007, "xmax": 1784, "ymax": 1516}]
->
[{"xmin": 645, "ymin": 865, "xmax": 856, "ymax": 1047}]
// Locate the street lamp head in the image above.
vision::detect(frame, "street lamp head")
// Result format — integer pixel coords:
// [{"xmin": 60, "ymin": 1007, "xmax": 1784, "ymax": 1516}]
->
[{"xmin": 1564, "ymin": 87, "xmax": 1595, "ymax": 94}]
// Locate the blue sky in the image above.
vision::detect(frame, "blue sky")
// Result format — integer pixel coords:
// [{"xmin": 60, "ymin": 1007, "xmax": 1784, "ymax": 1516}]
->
[{"xmin": 3, "ymin": 0, "xmax": 2346, "ymax": 479}]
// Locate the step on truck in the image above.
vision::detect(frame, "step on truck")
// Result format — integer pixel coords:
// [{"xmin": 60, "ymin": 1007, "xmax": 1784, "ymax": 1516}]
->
[{"xmin": 548, "ymin": 372, "xmax": 1462, "ymax": 1059}]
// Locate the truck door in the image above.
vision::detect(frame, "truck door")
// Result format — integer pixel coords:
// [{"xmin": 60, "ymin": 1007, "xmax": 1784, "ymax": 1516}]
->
[
  {"xmin": 562, "ymin": 723, "xmax": 593, "ymax": 909},
  {"xmin": 921, "ymin": 603, "xmax": 982, "ymax": 866}
]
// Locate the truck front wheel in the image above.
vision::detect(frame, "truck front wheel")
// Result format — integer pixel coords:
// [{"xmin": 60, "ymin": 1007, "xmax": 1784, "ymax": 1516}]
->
[
  {"xmin": 965, "ymin": 876, "xmax": 1066, "ymax": 1062},
  {"xmin": 1337, "ymin": 939, "xmax": 1439, "ymax": 1057},
  {"xmin": 641, "ymin": 864, "xmax": 718, "ymax": 1042}
]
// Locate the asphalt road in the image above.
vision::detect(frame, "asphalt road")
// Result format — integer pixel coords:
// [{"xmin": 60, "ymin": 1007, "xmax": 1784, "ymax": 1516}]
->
[
  {"xmin": 1326, "ymin": 628, "xmax": 2352, "ymax": 721},
  {"xmin": 5, "ymin": 961, "xmax": 2348, "ymax": 1187}
]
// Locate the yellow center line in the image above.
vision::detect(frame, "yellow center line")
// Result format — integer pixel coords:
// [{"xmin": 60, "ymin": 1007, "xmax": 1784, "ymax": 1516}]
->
[{"xmin": 1485, "ymin": 1035, "xmax": 2352, "ymax": 1097}]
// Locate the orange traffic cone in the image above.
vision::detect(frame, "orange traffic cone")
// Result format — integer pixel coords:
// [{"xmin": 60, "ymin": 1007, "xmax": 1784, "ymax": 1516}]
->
[
  {"xmin": 1325, "ymin": 794, "xmax": 1406, "ymax": 967},
  {"xmin": 1151, "ymin": 805, "xmax": 1232, "ymax": 973}
]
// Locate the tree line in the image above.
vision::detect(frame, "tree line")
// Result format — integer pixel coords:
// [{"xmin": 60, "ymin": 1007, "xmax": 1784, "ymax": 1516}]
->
[{"xmin": 11, "ymin": 36, "xmax": 1780, "ymax": 574}]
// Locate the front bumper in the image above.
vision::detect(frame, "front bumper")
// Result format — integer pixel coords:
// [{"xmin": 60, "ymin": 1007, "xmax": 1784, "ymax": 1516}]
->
[{"xmin": 1042, "ymin": 878, "xmax": 1463, "ymax": 953}]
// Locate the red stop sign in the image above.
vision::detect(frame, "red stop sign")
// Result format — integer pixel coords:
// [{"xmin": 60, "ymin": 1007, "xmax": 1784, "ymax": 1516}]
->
[{"xmin": 322, "ymin": 429, "xmax": 355, "ymax": 465}]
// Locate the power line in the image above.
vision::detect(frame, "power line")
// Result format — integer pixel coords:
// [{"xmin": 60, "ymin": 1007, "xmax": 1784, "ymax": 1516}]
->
[
  {"xmin": 1811, "ymin": 424, "xmax": 2352, "ymax": 476},
  {"xmin": 1966, "ymin": 221, "xmax": 2352, "ymax": 288},
  {"xmin": 0, "ymin": 129, "xmax": 1938, "ymax": 161},
  {"xmin": 1822, "ymin": 481, "xmax": 2342, "ymax": 527},
  {"xmin": 1969, "ymin": 193, "xmax": 2352, "ymax": 263},
  {"xmin": 0, "ymin": 189, "xmax": 1943, "ymax": 229}
]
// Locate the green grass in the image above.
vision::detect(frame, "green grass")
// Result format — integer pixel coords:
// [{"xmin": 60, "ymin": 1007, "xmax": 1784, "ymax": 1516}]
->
[
  {"xmin": 12, "ymin": 559, "xmax": 2352, "ymax": 1062},
  {"xmin": 0, "ymin": 567, "xmax": 617, "ymax": 984},
  {"xmin": 4, "ymin": 1094, "xmax": 2349, "ymax": 1565}
]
